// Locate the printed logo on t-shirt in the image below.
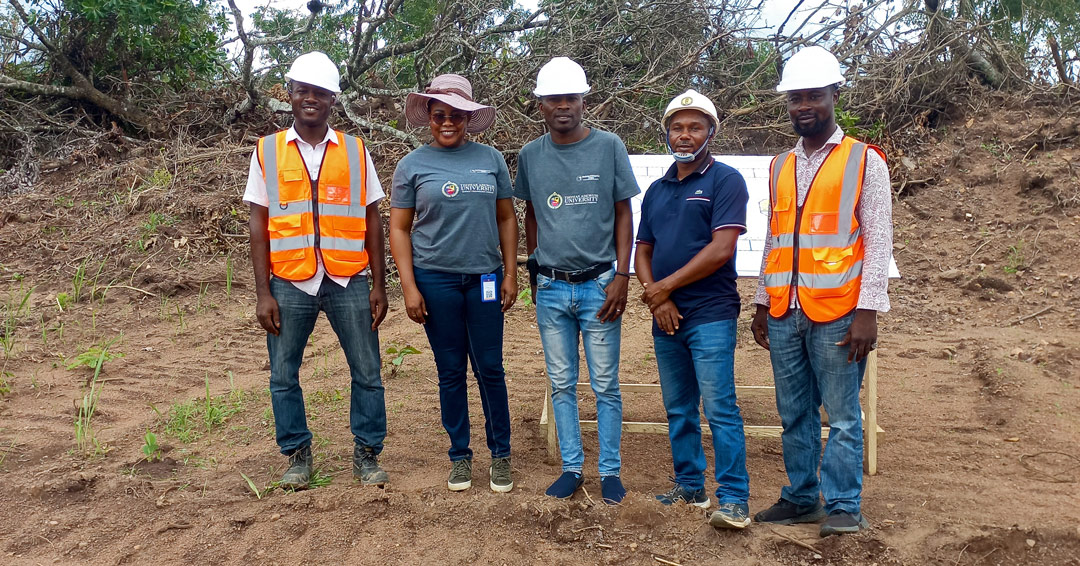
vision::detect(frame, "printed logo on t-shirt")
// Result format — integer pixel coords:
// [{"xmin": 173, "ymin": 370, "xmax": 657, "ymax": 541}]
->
[
  {"xmin": 470, "ymin": 169, "xmax": 494, "ymax": 174},
  {"xmin": 548, "ymin": 191, "xmax": 598, "ymax": 209},
  {"xmin": 443, "ymin": 180, "xmax": 496, "ymax": 198},
  {"xmin": 577, "ymin": 174, "xmax": 600, "ymax": 182}
]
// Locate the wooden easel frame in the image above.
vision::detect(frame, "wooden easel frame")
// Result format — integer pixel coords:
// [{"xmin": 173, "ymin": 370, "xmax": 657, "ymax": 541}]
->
[{"xmin": 539, "ymin": 350, "xmax": 883, "ymax": 475}]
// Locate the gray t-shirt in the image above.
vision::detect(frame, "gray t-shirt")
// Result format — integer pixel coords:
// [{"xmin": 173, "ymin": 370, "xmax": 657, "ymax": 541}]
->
[
  {"xmin": 391, "ymin": 141, "xmax": 512, "ymax": 273},
  {"xmin": 514, "ymin": 129, "xmax": 640, "ymax": 271}
]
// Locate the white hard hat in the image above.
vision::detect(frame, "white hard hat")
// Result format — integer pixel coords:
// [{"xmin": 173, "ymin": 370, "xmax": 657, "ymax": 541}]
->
[
  {"xmin": 284, "ymin": 51, "xmax": 341, "ymax": 94},
  {"xmin": 661, "ymin": 89, "xmax": 719, "ymax": 129},
  {"xmin": 775, "ymin": 46, "xmax": 845, "ymax": 92},
  {"xmin": 533, "ymin": 57, "xmax": 591, "ymax": 97}
]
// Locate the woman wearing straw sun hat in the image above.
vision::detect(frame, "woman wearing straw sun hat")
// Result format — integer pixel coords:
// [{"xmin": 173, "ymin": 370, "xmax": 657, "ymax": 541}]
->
[{"xmin": 388, "ymin": 73, "xmax": 519, "ymax": 494}]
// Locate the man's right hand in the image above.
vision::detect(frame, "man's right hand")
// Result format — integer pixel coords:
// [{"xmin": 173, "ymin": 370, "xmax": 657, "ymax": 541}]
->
[
  {"xmin": 751, "ymin": 304, "xmax": 769, "ymax": 350},
  {"xmin": 404, "ymin": 286, "xmax": 427, "ymax": 324},
  {"xmin": 256, "ymin": 294, "xmax": 281, "ymax": 336},
  {"xmin": 653, "ymin": 300, "xmax": 682, "ymax": 335}
]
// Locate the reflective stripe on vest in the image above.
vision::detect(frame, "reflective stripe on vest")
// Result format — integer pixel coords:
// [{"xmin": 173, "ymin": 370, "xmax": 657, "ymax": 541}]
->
[
  {"xmin": 764, "ymin": 136, "xmax": 882, "ymax": 322},
  {"xmin": 259, "ymin": 130, "xmax": 369, "ymax": 280}
]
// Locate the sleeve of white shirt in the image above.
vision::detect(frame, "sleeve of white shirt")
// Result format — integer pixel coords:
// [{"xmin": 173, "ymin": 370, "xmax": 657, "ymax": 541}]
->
[
  {"xmin": 241, "ymin": 148, "xmax": 269, "ymax": 207},
  {"xmin": 364, "ymin": 147, "xmax": 385, "ymax": 206},
  {"xmin": 855, "ymin": 150, "xmax": 892, "ymax": 312},
  {"xmin": 753, "ymin": 215, "xmax": 773, "ymax": 307}
]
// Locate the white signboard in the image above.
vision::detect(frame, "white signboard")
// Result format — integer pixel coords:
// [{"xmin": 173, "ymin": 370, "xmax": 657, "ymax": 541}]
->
[{"xmin": 628, "ymin": 154, "xmax": 900, "ymax": 278}]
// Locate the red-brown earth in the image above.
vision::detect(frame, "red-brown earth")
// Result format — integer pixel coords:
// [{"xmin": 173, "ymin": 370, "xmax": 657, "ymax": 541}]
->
[{"xmin": 0, "ymin": 97, "xmax": 1078, "ymax": 565}]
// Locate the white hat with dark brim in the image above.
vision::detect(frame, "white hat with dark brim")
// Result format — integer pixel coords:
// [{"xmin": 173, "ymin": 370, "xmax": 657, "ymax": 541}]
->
[{"xmin": 404, "ymin": 74, "xmax": 496, "ymax": 134}]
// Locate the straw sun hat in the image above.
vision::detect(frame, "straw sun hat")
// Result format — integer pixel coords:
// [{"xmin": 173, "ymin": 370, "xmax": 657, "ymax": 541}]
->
[{"xmin": 404, "ymin": 74, "xmax": 496, "ymax": 134}]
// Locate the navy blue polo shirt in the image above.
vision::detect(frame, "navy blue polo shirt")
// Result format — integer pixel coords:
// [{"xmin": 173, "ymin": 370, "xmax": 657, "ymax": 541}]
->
[{"xmin": 636, "ymin": 157, "xmax": 749, "ymax": 337}]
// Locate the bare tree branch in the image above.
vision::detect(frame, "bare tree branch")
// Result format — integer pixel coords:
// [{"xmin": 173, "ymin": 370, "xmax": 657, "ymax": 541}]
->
[
  {"xmin": 223, "ymin": 0, "xmax": 320, "ymax": 123},
  {"xmin": 339, "ymin": 92, "xmax": 421, "ymax": 148},
  {"xmin": 7, "ymin": 0, "xmax": 156, "ymax": 131}
]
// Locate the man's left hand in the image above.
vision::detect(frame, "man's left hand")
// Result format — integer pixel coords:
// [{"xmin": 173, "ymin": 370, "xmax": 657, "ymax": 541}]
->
[
  {"xmin": 836, "ymin": 309, "xmax": 877, "ymax": 363},
  {"xmin": 640, "ymin": 279, "xmax": 672, "ymax": 311},
  {"xmin": 369, "ymin": 284, "xmax": 388, "ymax": 331},
  {"xmin": 597, "ymin": 274, "xmax": 629, "ymax": 323},
  {"xmin": 501, "ymin": 275, "xmax": 518, "ymax": 313}
]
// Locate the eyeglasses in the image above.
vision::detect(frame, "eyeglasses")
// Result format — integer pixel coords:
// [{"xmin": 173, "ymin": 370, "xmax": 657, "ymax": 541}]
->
[{"xmin": 430, "ymin": 112, "xmax": 469, "ymax": 125}]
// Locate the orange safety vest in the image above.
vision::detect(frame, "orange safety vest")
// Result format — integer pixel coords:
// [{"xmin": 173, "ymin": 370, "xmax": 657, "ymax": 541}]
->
[
  {"xmin": 763, "ymin": 135, "xmax": 885, "ymax": 323},
  {"xmin": 257, "ymin": 130, "xmax": 369, "ymax": 281}
]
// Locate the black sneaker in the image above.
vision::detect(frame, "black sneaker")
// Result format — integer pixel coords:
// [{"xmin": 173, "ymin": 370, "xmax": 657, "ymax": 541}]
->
[
  {"xmin": 353, "ymin": 446, "xmax": 389, "ymax": 486},
  {"xmin": 753, "ymin": 498, "xmax": 826, "ymax": 525},
  {"xmin": 655, "ymin": 482, "xmax": 710, "ymax": 509},
  {"xmin": 279, "ymin": 445, "xmax": 312, "ymax": 490},
  {"xmin": 819, "ymin": 511, "xmax": 869, "ymax": 537}
]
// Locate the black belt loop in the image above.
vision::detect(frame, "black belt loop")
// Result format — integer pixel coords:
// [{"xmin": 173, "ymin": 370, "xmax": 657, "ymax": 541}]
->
[{"xmin": 537, "ymin": 262, "xmax": 611, "ymax": 283}]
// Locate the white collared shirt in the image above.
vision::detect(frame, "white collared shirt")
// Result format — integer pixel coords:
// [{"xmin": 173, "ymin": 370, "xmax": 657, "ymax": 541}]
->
[{"xmin": 243, "ymin": 126, "xmax": 385, "ymax": 295}]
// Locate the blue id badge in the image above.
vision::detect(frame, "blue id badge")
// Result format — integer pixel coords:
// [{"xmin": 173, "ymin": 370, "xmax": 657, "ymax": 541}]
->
[{"xmin": 480, "ymin": 273, "xmax": 497, "ymax": 303}]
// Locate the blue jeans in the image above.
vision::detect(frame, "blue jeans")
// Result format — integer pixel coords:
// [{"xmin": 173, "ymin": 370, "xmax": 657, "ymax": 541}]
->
[
  {"xmin": 653, "ymin": 318, "xmax": 749, "ymax": 503},
  {"xmin": 267, "ymin": 275, "xmax": 386, "ymax": 455},
  {"xmin": 536, "ymin": 268, "xmax": 622, "ymax": 477},
  {"xmin": 768, "ymin": 309, "xmax": 866, "ymax": 514},
  {"xmin": 413, "ymin": 267, "xmax": 511, "ymax": 461}
]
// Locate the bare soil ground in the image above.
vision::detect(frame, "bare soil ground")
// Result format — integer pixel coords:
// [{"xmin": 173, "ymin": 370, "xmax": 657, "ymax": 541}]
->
[{"xmin": 1, "ymin": 99, "xmax": 1079, "ymax": 565}]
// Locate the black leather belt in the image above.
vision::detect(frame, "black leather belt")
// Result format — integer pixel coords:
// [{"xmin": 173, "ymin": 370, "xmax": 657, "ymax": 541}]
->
[{"xmin": 537, "ymin": 263, "xmax": 610, "ymax": 283}]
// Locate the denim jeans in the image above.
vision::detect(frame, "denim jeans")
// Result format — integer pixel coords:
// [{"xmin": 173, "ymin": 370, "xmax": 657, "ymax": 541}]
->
[
  {"xmin": 653, "ymin": 318, "xmax": 749, "ymax": 503},
  {"xmin": 536, "ymin": 268, "xmax": 622, "ymax": 477},
  {"xmin": 767, "ymin": 309, "xmax": 866, "ymax": 514},
  {"xmin": 268, "ymin": 275, "xmax": 386, "ymax": 455},
  {"xmin": 413, "ymin": 267, "xmax": 511, "ymax": 462}
]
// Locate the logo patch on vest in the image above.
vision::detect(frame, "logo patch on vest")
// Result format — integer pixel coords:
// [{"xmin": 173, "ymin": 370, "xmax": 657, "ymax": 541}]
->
[{"xmin": 442, "ymin": 182, "xmax": 460, "ymax": 197}]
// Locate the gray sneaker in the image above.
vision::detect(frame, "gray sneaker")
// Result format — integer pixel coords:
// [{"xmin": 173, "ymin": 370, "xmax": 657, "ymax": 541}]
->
[
  {"xmin": 279, "ymin": 445, "xmax": 312, "ymax": 490},
  {"xmin": 353, "ymin": 446, "xmax": 389, "ymax": 486},
  {"xmin": 489, "ymin": 456, "xmax": 513, "ymax": 493},
  {"xmin": 709, "ymin": 503, "xmax": 751, "ymax": 529},
  {"xmin": 448, "ymin": 459, "xmax": 472, "ymax": 491}
]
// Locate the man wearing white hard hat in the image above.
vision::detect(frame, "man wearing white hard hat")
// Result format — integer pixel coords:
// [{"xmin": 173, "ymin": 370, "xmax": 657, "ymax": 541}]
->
[
  {"xmin": 243, "ymin": 51, "xmax": 390, "ymax": 490},
  {"xmin": 750, "ymin": 45, "xmax": 892, "ymax": 536},
  {"xmin": 634, "ymin": 89, "xmax": 751, "ymax": 529},
  {"xmin": 514, "ymin": 57, "xmax": 639, "ymax": 504}
]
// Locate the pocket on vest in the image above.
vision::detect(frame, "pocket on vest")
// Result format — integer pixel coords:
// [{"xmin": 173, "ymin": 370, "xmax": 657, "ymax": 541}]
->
[
  {"xmin": 268, "ymin": 214, "xmax": 305, "ymax": 239},
  {"xmin": 810, "ymin": 245, "xmax": 852, "ymax": 270}
]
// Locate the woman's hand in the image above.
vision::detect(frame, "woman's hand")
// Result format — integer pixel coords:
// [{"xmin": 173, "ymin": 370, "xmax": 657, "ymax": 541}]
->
[{"xmin": 403, "ymin": 285, "xmax": 427, "ymax": 324}]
